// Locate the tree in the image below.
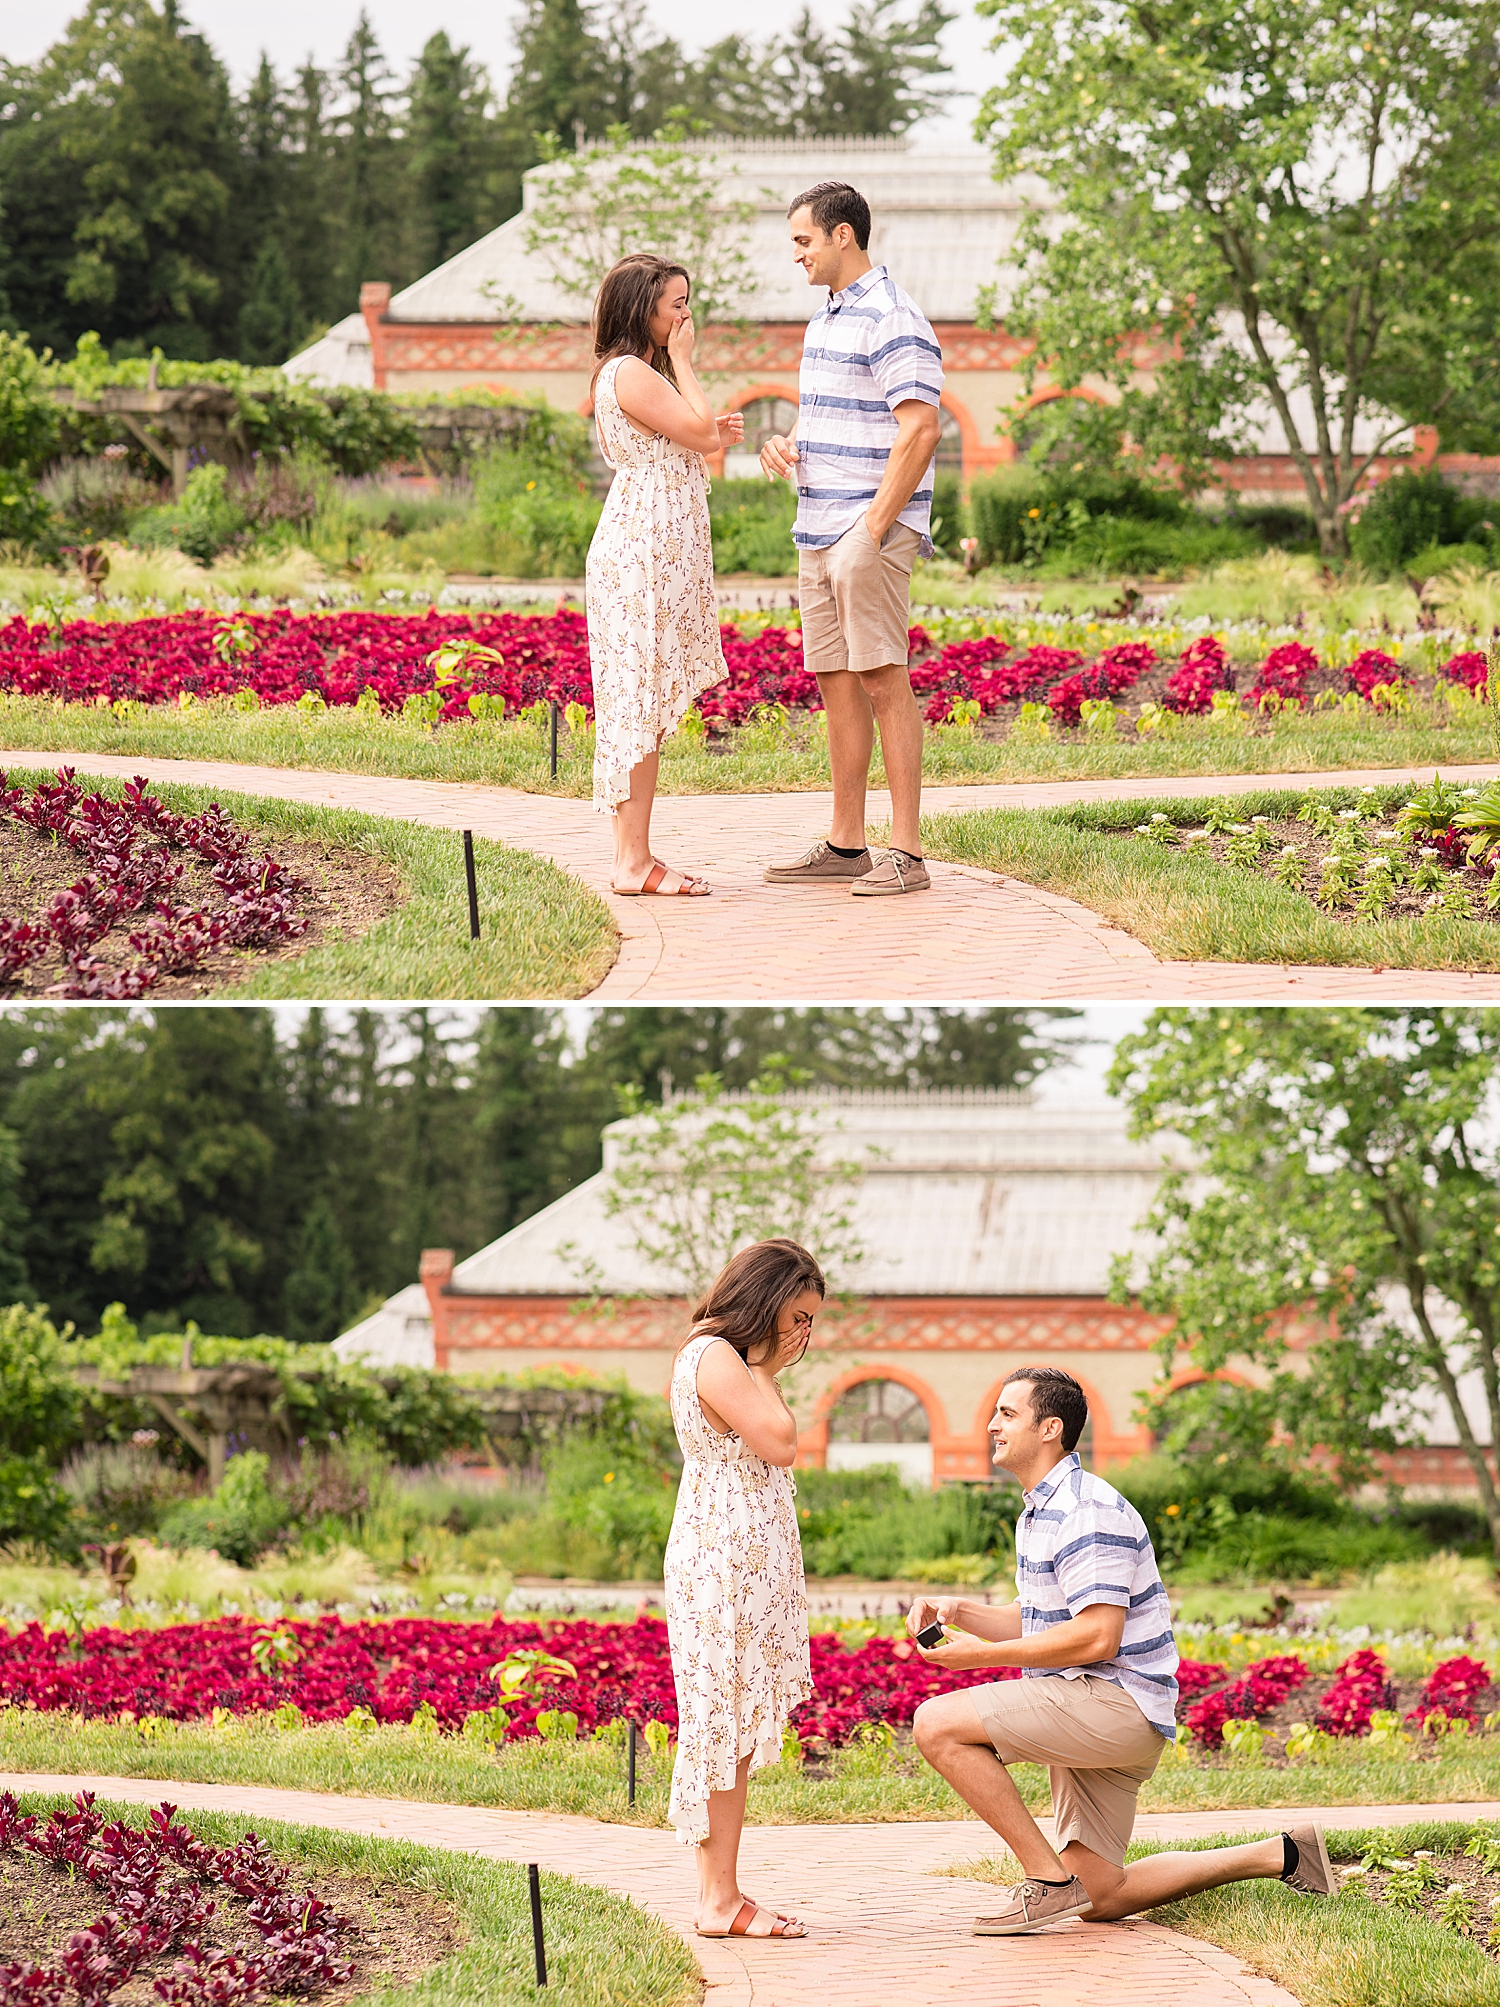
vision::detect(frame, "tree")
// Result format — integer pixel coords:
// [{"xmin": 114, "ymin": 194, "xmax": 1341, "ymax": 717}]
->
[
  {"xmin": 759, "ymin": 0, "xmax": 956, "ymax": 135},
  {"xmin": 0, "ymin": 1123, "xmax": 29, "ymax": 1303},
  {"xmin": 332, "ymin": 13, "xmax": 402, "ymax": 311},
  {"xmin": 1108, "ymin": 1008, "xmax": 1500, "ymax": 1552},
  {"xmin": 0, "ymin": 1302, "xmax": 79, "ymax": 1547},
  {"xmin": 281, "ymin": 1195, "xmax": 357, "ymax": 1344},
  {"xmin": 590, "ymin": 1066, "xmax": 868, "ymax": 1299},
  {"xmin": 977, "ymin": 0, "xmax": 1500, "ymax": 552},
  {"xmin": 406, "ymin": 33, "xmax": 502, "ymax": 271},
  {"xmin": 503, "ymin": 0, "xmax": 614, "ymax": 150},
  {"xmin": 522, "ymin": 125, "xmax": 759, "ymax": 332}
]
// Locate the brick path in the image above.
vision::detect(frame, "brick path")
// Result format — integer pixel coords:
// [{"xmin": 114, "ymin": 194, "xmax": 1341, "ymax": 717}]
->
[
  {"xmin": 10, "ymin": 1773, "xmax": 1498, "ymax": 2007},
  {"xmin": 7, "ymin": 748, "xmax": 1500, "ymax": 1000}
]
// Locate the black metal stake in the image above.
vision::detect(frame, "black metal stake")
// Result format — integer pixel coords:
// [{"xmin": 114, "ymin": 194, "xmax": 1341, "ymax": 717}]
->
[
  {"xmin": 462, "ymin": 829, "xmax": 480, "ymax": 940},
  {"xmin": 528, "ymin": 1862, "xmax": 547, "ymax": 1987},
  {"xmin": 549, "ymin": 700, "xmax": 559, "ymax": 778},
  {"xmin": 627, "ymin": 1720, "xmax": 637, "ymax": 1806}
]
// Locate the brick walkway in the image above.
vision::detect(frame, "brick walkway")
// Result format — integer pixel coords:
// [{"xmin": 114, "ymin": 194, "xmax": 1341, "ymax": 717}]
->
[
  {"xmin": 8, "ymin": 749, "xmax": 1500, "ymax": 1000},
  {"xmin": 9, "ymin": 1773, "xmax": 1497, "ymax": 2007}
]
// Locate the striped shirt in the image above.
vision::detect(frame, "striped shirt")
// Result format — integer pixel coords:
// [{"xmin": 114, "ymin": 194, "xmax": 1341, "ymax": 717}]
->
[
  {"xmin": 793, "ymin": 264, "xmax": 944, "ymax": 553},
  {"xmin": 1014, "ymin": 1452, "xmax": 1179, "ymax": 1739}
]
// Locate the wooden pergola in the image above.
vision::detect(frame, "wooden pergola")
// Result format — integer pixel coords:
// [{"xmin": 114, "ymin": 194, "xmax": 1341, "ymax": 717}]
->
[
  {"xmin": 74, "ymin": 1337, "xmax": 289, "ymax": 1489},
  {"xmin": 53, "ymin": 380, "xmax": 243, "ymax": 498}
]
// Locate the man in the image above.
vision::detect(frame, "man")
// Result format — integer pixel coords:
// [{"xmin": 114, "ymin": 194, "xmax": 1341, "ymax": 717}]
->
[
  {"xmin": 759, "ymin": 181, "xmax": 943, "ymax": 897},
  {"xmin": 909, "ymin": 1366, "xmax": 1335, "ymax": 1935}
]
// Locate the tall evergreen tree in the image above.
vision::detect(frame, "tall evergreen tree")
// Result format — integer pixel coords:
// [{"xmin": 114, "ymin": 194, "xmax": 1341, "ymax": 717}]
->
[
  {"xmin": 406, "ymin": 33, "xmax": 503, "ymax": 271},
  {"xmin": 332, "ymin": 12, "xmax": 403, "ymax": 307}
]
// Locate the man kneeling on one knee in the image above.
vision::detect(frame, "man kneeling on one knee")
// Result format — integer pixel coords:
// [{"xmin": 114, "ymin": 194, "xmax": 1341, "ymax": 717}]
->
[{"xmin": 909, "ymin": 1365, "xmax": 1336, "ymax": 1936}]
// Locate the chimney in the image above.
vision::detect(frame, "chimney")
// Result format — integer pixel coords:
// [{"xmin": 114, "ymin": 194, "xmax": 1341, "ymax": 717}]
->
[{"xmin": 360, "ymin": 282, "xmax": 393, "ymax": 391}]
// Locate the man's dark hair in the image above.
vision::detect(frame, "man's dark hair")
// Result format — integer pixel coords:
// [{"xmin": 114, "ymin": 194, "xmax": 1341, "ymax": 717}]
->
[
  {"xmin": 788, "ymin": 182, "xmax": 871, "ymax": 251},
  {"xmin": 1003, "ymin": 1367, "xmax": 1089, "ymax": 1454}
]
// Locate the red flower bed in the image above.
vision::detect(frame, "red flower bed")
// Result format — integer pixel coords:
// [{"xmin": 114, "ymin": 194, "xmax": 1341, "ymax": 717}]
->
[
  {"xmin": 1, "ymin": 769, "xmax": 308, "ymax": 1000},
  {"xmin": 1407, "ymin": 1653, "xmax": 1491, "ymax": 1730},
  {"xmin": 1044, "ymin": 644, "xmax": 1159, "ymax": 726},
  {"xmin": 1444, "ymin": 650, "xmax": 1490, "ymax": 694},
  {"xmin": 1174, "ymin": 1657, "xmax": 1227, "ymax": 1701},
  {"xmin": 1250, "ymin": 641, "xmax": 1320, "ymax": 704},
  {"xmin": 0, "ymin": 1614, "xmax": 1012, "ymax": 1750},
  {"xmin": 1164, "ymin": 636, "xmax": 1233, "ymax": 714},
  {"xmin": 0, "ymin": 1791, "xmax": 352, "ymax": 2007},
  {"xmin": 1315, "ymin": 1648, "xmax": 1394, "ymax": 1736},
  {"xmin": 1346, "ymin": 648, "xmax": 1404, "ymax": 698},
  {"xmin": 1183, "ymin": 1654, "xmax": 1308, "ymax": 1746}
]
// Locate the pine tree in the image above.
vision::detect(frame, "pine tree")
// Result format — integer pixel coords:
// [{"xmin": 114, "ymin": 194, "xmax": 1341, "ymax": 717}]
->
[
  {"xmin": 282, "ymin": 1195, "xmax": 357, "ymax": 1344},
  {"xmin": 406, "ymin": 32, "xmax": 500, "ymax": 270},
  {"xmin": 333, "ymin": 11, "xmax": 403, "ymax": 309},
  {"xmin": 236, "ymin": 239, "xmax": 303, "ymax": 362},
  {"xmin": 503, "ymin": 0, "xmax": 613, "ymax": 149}
]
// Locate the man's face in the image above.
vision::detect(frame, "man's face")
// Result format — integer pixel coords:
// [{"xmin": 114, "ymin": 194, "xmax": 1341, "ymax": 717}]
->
[
  {"xmin": 988, "ymin": 1379, "xmax": 1050, "ymax": 1474},
  {"xmin": 788, "ymin": 207, "xmax": 847, "ymax": 289}
]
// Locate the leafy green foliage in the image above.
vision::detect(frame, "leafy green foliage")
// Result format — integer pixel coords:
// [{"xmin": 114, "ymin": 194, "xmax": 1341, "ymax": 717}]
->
[
  {"xmin": 1109, "ymin": 1009, "xmax": 1500, "ymax": 1552},
  {"xmin": 1350, "ymin": 472, "xmax": 1495, "ymax": 576},
  {"xmin": 157, "ymin": 1448, "xmax": 286, "ymax": 1566},
  {"xmin": 0, "ymin": 334, "xmax": 61, "ymax": 474},
  {"xmin": 976, "ymin": 0, "xmax": 1500, "ymax": 550},
  {"xmin": 0, "ymin": 1303, "xmax": 81, "ymax": 1461},
  {"xmin": 471, "ymin": 454, "xmax": 601, "ymax": 578}
]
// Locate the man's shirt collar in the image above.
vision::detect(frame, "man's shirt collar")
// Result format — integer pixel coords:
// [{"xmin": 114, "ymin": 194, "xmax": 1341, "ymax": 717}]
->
[
  {"xmin": 1022, "ymin": 1451, "xmax": 1081, "ymax": 1512},
  {"xmin": 827, "ymin": 264, "xmax": 887, "ymax": 313}
]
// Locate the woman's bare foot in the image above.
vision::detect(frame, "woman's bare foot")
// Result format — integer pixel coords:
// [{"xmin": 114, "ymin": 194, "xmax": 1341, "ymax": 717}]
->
[{"xmin": 611, "ymin": 860, "xmax": 712, "ymax": 896}]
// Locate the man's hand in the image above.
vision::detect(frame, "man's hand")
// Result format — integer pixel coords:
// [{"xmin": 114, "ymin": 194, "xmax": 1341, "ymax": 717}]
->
[
  {"xmin": 906, "ymin": 1595, "xmax": 963, "ymax": 1638},
  {"xmin": 761, "ymin": 432, "xmax": 798, "ymax": 482},
  {"xmin": 914, "ymin": 1631, "xmax": 1012, "ymax": 1671}
]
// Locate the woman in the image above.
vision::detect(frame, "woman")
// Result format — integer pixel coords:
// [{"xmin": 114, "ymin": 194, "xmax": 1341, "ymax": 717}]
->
[
  {"xmin": 586, "ymin": 254, "xmax": 744, "ymax": 896},
  {"xmin": 665, "ymin": 1238, "xmax": 820, "ymax": 1938}
]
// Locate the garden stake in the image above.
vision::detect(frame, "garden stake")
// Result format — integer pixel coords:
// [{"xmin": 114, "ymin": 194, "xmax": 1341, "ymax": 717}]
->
[
  {"xmin": 627, "ymin": 1720, "xmax": 637, "ymax": 1805},
  {"xmin": 528, "ymin": 1862, "xmax": 547, "ymax": 1986},
  {"xmin": 462, "ymin": 829, "xmax": 480, "ymax": 939},
  {"xmin": 549, "ymin": 700, "xmax": 559, "ymax": 777}
]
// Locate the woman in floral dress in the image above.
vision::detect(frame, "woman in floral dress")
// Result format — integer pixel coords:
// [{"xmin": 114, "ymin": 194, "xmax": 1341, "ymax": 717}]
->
[
  {"xmin": 665, "ymin": 1238, "xmax": 821, "ymax": 1939},
  {"xmin": 586, "ymin": 254, "xmax": 743, "ymax": 895}
]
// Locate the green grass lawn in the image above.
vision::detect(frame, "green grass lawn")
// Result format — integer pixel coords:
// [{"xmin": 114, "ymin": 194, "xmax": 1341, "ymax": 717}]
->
[
  {"xmin": 2, "ymin": 693, "xmax": 1497, "ymax": 796},
  {"xmin": 10, "ymin": 1790, "xmax": 696, "ymax": 2007},
  {"xmin": 955, "ymin": 1819, "xmax": 1500, "ymax": 2007},
  {"xmin": 7, "ymin": 1712, "xmax": 1500, "ymax": 1828},
  {"xmin": 922, "ymin": 780, "xmax": 1500, "ymax": 971},
  {"xmin": 2, "ymin": 765, "xmax": 616, "ymax": 999}
]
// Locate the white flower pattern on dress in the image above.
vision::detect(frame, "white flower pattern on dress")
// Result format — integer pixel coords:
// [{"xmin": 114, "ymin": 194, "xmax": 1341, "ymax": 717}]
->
[
  {"xmin": 585, "ymin": 356, "xmax": 728, "ymax": 814},
  {"xmin": 664, "ymin": 1329, "xmax": 813, "ymax": 1844}
]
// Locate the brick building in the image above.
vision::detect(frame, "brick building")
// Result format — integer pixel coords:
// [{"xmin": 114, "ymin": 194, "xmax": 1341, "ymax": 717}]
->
[{"xmin": 289, "ymin": 136, "xmax": 1497, "ymax": 504}]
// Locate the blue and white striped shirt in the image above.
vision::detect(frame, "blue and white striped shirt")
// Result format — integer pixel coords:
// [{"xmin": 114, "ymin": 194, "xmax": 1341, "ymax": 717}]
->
[
  {"xmin": 1014, "ymin": 1452, "xmax": 1179, "ymax": 1739},
  {"xmin": 793, "ymin": 264, "xmax": 944, "ymax": 553}
]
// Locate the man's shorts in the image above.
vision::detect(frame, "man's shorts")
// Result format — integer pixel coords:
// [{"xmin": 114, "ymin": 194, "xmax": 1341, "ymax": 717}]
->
[
  {"xmin": 798, "ymin": 520, "xmax": 920, "ymax": 679},
  {"xmin": 967, "ymin": 1673, "xmax": 1166, "ymax": 1867}
]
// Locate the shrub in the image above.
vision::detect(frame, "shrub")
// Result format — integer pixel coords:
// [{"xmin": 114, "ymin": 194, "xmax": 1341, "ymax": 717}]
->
[
  {"xmin": 471, "ymin": 454, "xmax": 601, "ymax": 577},
  {"xmin": 157, "ymin": 1449, "xmax": 287, "ymax": 1566},
  {"xmin": 0, "ymin": 1303, "xmax": 80, "ymax": 1463},
  {"xmin": 0, "ymin": 333, "xmax": 60, "ymax": 475},
  {"xmin": 129, "ymin": 463, "xmax": 248, "ymax": 563},
  {"xmin": 0, "ymin": 475, "xmax": 56, "ymax": 552},
  {"xmin": 708, "ymin": 480, "xmax": 797, "ymax": 574},
  {"xmin": 41, "ymin": 457, "xmax": 164, "ymax": 544},
  {"xmin": 794, "ymin": 1467, "xmax": 1018, "ymax": 1579},
  {"xmin": 59, "ymin": 1442, "xmax": 195, "ymax": 1540},
  {"xmin": 1347, "ymin": 469, "xmax": 1477, "ymax": 573}
]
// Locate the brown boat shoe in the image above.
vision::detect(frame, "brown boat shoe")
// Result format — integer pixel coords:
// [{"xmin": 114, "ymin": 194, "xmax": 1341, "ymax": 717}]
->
[
  {"xmin": 972, "ymin": 1875, "xmax": 1091, "ymax": 1935},
  {"xmin": 1282, "ymin": 1823, "xmax": 1335, "ymax": 1897},
  {"xmin": 763, "ymin": 839, "xmax": 873, "ymax": 883},
  {"xmin": 850, "ymin": 847, "xmax": 931, "ymax": 896}
]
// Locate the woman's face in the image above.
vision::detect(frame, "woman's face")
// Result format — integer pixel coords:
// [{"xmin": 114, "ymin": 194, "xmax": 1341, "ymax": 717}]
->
[
  {"xmin": 647, "ymin": 274, "xmax": 691, "ymax": 351},
  {"xmin": 749, "ymin": 1285, "xmax": 821, "ymax": 1371}
]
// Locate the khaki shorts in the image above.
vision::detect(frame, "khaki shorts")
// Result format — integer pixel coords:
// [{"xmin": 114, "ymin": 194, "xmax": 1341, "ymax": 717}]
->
[
  {"xmin": 968, "ymin": 1673, "xmax": 1165, "ymax": 1867},
  {"xmin": 798, "ymin": 519, "xmax": 920, "ymax": 679}
]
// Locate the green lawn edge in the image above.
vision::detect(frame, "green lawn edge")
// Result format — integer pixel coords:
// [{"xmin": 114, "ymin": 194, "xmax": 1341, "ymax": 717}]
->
[
  {"xmin": 10, "ymin": 1789, "xmax": 698, "ymax": 2007},
  {"xmin": 923, "ymin": 780, "xmax": 1500, "ymax": 972},
  {"xmin": 7, "ymin": 1714, "xmax": 1500, "ymax": 1827},
  {"xmin": 1, "ymin": 764, "xmax": 617, "ymax": 1000},
  {"xmin": 2, "ymin": 695, "xmax": 1498, "ymax": 796},
  {"xmin": 954, "ymin": 1818, "xmax": 1500, "ymax": 2007}
]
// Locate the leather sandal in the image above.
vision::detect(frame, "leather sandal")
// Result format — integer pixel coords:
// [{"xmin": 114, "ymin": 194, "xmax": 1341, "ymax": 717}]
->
[
  {"xmin": 612, "ymin": 860, "xmax": 711, "ymax": 896},
  {"xmin": 698, "ymin": 1900, "xmax": 806, "ymax": 1939}
]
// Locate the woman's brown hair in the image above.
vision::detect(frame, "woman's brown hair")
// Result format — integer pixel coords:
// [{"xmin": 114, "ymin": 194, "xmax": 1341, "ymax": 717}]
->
[
  {"xmin": 689, "ymin": 1238, "xmax": 826, "ymax": 1359},
  {"xmin": 590, "ymin": 254, "xmax": 689, "ymax": 399}
]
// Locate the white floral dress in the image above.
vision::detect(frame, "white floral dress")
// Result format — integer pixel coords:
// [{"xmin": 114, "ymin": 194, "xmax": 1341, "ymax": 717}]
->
[
  {"xmin": 664, "ymin": 1329, "xmax": 813, "ymax": 1843},
  {"xmin": 585, "ymin": 356, "xmax": 727, "ymax": 813}
]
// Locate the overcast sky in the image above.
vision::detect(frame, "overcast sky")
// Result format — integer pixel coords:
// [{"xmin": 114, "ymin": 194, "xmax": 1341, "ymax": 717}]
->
[{"xmin": 7, "ymin": 0, "xmax": 1000, "ymax": 145}]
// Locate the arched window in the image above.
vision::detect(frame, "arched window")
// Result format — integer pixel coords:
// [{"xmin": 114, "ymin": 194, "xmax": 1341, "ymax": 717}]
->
[
  {"xmin": 826, "ymin": 1378, "xmax": 932, "ymax": 1487},
  {"xmin": 722, "ymin": 396, "xmax": 798, "ymax": 481},
  {"xmin": 936, "ymin": 405, "xmax": 964, "ymax": 470}
]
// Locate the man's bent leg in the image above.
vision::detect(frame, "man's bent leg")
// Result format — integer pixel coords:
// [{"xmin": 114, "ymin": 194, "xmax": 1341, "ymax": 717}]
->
[
  {"xmin": 815, "ymin": 669, "xmax": 876, "ymax": 851},
  {"xmin": 912, "ymin": 1691, "xmax": 1067, "ymax": 1881},
  {"xmin": 1063, "ymin": 1835, "xmax": 1288, "ymax": 1922},
  {"xmin": 858, "ymin": 662, "xmax": 923, "ymax": 857}
]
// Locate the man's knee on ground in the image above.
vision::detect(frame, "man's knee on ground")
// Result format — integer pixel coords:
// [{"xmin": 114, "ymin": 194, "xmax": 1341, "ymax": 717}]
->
[{"xmin": 1062, "ymin": 1843, "xmax": 1129, "ymax": 1918}]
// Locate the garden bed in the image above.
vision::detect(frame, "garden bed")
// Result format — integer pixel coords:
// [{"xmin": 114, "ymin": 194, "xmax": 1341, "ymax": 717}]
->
[
  {"xmin": 924, "ymin": 781, "xmax": 1500, "ymax": 971},
  {"xmin": 0, "ymin": 767, "xmax": 615, "ymax": 1000},
  {"xmin": 0, "ymin": 1791, "xmax": 459, "ymax": 2007},
  {"xmin": 0, "ymin": 770, "xmax": 402, "ymax": 999}
]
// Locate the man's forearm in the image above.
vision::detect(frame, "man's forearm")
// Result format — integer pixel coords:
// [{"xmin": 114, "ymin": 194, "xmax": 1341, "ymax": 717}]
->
[{"xmin": 866, "ymin": 406, "xmax": 941, "ymax": 539}]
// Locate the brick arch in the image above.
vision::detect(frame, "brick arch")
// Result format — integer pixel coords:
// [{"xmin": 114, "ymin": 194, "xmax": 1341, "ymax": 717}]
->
[
  {"xmin": 799, "ymin": 1363, "xmax": 952, "ymax": 1487},
  {"xmin": 970, "ymin": 1367, "xmax": 1150, "ymax": 1473},
  {"xmin": 704, "ymin": 380, "xmax": 799, "ymax": 479}
]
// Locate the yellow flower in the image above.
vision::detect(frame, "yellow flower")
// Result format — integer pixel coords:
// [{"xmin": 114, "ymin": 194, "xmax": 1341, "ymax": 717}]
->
[
  {"xmin": 1165, "ymin": 1503, "xmax": 1181, "ymax": 1516},
  {"xmin": 603, "ymin": 1471, "xmax": 615, "ymax": 1483},
  {"xmin": 1027, "ymin": 507, "xmax": 1041, "ymax": 518},
  {"xmin": 526, "ymin": 480, "xmax": 537, "ymax": 490}
]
